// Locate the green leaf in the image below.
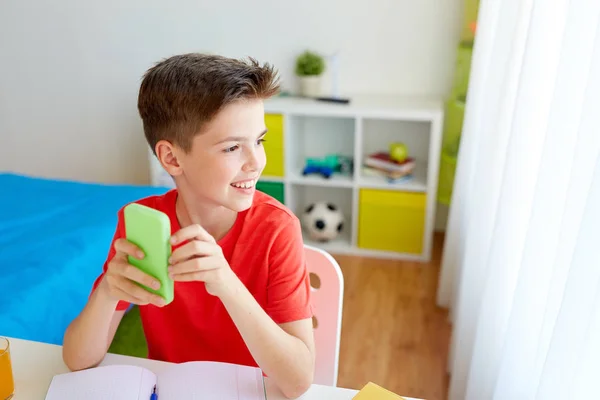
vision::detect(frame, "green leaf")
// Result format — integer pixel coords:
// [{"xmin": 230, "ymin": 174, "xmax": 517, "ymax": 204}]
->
[{"xmin": 295, "ymin": 51, "xmax": 325, "ymax": 76}]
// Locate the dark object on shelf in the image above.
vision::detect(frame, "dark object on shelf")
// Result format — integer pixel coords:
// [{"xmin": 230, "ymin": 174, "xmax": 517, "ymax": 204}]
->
[
  {"xmin": 316, "ymin": 96, "xmax": 350, "ymax": 104},
  {"xmin": 336, "ymin": 155, "xmax": 354, "ymax": 175}
]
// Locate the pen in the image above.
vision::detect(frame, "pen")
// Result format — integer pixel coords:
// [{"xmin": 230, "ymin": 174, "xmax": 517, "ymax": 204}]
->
[{"xmin": 150, "ymin": 384, "xmax": 158, "ymax": 400}]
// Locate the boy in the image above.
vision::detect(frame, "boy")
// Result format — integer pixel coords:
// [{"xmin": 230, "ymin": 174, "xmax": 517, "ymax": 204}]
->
[{"xmin": 62, "ymin": 53, "xmax": 315, "ymax": 399}]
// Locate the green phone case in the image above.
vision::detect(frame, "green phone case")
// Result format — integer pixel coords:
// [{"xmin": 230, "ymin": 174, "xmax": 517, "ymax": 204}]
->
[{"xmin": 123, "ymin": 203, "xmax": 174, "ymax": 305}]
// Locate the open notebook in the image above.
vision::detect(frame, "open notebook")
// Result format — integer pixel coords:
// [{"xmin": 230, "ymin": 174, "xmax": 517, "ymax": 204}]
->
[{"xmin": 44, "ymin": 361, "xmax": 266, "ymax": 400}]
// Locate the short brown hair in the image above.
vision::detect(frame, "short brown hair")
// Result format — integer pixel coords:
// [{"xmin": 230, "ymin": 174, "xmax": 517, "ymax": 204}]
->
[{"xmin": 138, "ymin": 53, "xmax": 280, "ymax": 154}]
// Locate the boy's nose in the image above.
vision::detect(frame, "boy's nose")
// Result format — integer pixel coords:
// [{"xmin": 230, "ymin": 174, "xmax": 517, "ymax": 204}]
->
[{"xmin": 243, "ymin": 148, "xmax": 262, "ymax": 172}]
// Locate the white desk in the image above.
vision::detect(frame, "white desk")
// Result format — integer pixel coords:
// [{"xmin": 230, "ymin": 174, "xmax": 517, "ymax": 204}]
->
[
  {"xmin": 6, "ymin": 337, "xmax": 394, "ymax": 400},
  {"xmin": 8, "ymin": 337, "xmax": 417, "ymax": 400}
]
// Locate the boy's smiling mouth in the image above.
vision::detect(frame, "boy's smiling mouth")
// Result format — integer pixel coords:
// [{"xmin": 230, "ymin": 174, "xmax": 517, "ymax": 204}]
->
[{"xmin": 231, "ymin": 178, "xmax": 257, "ymax": 189}]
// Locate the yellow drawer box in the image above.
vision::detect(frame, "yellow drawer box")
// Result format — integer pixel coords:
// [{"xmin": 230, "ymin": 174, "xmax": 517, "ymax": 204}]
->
[
  {"xmin": 262, "ymin": 113, "xmax": 285, "ymax": 177},
  {"xmin": 358, "ymin": 189, "xmax": 426, "ymax": 254}
]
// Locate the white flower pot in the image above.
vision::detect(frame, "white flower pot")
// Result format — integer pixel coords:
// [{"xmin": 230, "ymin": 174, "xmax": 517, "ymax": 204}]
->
[{"xmin": 299, "ymin": 76, "xmax": 322, "ymax": 97}]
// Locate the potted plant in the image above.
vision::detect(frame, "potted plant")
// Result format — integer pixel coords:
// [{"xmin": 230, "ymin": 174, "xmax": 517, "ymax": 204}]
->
[{"xmin": 295, "ymin": 50, "xmax": 325, "ymax": 97}]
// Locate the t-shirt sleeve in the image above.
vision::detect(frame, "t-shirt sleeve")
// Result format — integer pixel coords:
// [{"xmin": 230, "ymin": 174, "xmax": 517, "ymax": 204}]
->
[
  {"xmin": 265, "ymin": 215, "xmax": 314, "ymax": 324},
  {"xmin": 90, "ymin": 208, "xmax": 130, "ymax": 312}
]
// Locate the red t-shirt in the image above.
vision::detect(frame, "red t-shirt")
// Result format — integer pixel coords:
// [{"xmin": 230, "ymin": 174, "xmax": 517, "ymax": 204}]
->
[{"xmin": 91, "ymin": 189, "xmax": 313, "ymax": 367}]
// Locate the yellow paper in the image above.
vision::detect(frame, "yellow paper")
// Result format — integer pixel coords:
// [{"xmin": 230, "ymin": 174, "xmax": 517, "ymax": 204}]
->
[{"xmin": 352, "ymin": 382, "xmax": 406, "ymax": 399}]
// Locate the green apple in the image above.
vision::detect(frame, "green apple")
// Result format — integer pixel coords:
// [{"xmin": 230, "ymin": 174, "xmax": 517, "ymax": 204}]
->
[{"xmin": 389, "ymin": 142, "xmax": 409, "ymax": 163}]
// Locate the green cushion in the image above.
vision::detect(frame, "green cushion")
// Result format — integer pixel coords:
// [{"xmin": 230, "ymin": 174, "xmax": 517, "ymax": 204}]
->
[{"xmin": 108, "ymin": 306, "xmax": 148, "ymax": 358}]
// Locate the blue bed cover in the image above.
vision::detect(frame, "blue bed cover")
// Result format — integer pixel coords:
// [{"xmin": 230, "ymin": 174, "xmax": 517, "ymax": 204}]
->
[{"xmin": 0, "ymin": 173, "xmax": 169, "ymax": 345}]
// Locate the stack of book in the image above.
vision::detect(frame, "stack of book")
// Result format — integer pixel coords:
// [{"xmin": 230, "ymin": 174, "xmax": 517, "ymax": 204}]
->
[{"xmin": 362, "ymin": 152, "xmax": 415, "ymax": 183}]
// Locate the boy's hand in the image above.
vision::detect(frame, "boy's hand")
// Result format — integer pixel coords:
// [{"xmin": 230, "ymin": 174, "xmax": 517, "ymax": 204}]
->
[
  {"xmin": 98, "ymin": 238, "xmax": 166, "ymax": 307},
  {"xmin": 168, "ymin": 224, "xmax": 238, "ymax": 298}
]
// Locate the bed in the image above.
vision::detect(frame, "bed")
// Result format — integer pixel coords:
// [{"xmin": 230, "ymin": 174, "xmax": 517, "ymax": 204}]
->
[{"xmin": 0, "ymin": 172, "xmax": 168, "ymax": 348}]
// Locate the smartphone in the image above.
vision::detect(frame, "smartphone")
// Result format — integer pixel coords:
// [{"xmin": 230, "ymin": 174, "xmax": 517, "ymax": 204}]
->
[{"xmin": 123, "ymin": 202, "xmax": 174, "ymax": 305}]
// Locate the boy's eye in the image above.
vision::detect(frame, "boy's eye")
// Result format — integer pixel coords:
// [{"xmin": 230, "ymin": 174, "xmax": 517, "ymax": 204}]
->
[
  {"xmin": 223, "ymin": 145, "xmax": 239, "ymax": 153},
  {"xmin": 257, "ymin": 138, "xmax": 266, "ymax": 145}
]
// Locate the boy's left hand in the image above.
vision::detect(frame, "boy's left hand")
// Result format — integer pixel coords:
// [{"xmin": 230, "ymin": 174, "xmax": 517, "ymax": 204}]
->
[{"xmin": 168, "ymin": 224, "xmax": 238, "ymax": 297}]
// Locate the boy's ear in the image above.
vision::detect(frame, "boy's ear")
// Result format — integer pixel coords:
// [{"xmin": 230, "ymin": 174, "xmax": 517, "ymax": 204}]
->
[{"xmin": 155, "ymin": 140, "xmax": 183, "ymax": 177}]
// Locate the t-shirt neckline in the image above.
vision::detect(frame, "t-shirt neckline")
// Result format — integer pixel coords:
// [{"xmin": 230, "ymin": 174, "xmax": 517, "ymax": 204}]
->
[{"xmin": 167, "ymin": 189, "xmax": 244, "ymax": 248}]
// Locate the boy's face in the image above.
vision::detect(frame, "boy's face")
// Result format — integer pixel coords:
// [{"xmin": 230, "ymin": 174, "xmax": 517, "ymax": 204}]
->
[{"xmin": 166, "ymin": 99, "xmax": 267, "ymax": 212}]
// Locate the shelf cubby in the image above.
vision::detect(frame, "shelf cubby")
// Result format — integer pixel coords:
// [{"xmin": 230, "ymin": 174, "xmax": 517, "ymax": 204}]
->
[
  {"xmin": 359, "ymin": 118, "xmax": 431, "ymax": 193},
  {"xmin": 288, "ymin": 184, "xmax": 354, "ymax": 255},
  {"xmin": 286, "ymin": 115, "xmax": 355, "ymax": 185}
]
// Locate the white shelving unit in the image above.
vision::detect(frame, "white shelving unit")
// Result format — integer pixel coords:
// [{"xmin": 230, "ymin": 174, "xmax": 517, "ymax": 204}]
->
[
  {"xmin": 262, "ymin": 95, "xmax": 443, "ymax": 262},
  {"xmin": 148, "ymin": 94, "xmax": 444, "ymax": 262}
]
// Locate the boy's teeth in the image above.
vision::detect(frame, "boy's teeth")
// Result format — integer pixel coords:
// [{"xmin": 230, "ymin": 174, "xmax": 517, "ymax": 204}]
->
[{"xmin": 232, "ymin": 179, "xmax": 255, "ymax": 189}]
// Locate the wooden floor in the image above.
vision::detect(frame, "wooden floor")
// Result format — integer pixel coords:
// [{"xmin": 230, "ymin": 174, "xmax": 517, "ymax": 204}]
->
[{"xmin": 330, "ymin": 233, "xmax": 450, "ymax": 400}]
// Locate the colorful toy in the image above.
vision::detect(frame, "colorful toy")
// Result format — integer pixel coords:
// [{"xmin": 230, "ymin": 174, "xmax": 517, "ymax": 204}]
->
[
  {"xmin": 302, "ymin": 201, "xmax": 344, "ymax": 242},
  {"xmin": 302, "ymin": 154, "xmax": 354, "ymax": 178},
  {"xmin": 303, "ymin": 155, "xmax": 337, "ymax": 178}
]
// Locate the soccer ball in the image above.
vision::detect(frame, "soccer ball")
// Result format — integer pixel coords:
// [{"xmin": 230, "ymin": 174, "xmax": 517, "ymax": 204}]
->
[{"xmin": 302, "ymin": 201, "xmax": 344, "ymax": 242}]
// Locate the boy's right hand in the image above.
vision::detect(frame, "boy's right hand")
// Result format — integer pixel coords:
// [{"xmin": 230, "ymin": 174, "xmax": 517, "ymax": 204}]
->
[{"xmin": 98, "ymin": 238, "xmax": 166, "ymax": 307}]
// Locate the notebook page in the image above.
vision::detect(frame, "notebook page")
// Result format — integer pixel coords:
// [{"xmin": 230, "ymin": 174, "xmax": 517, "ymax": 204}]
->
[
  {"xmin": 157, "ymin": 361, "xmax": 266, "ymax": 400},
  {"xmin": 45, "ymin": 365, "xmax": 157, "ymax": 400}
]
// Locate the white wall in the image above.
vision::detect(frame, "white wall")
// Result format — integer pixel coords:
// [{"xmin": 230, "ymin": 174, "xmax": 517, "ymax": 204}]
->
[{"xmin": 0, "ymin": 0, "xmax": 462, "ymax": 184}]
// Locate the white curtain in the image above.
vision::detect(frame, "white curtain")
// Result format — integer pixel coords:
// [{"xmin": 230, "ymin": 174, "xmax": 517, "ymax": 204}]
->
[{"xmin": 436, "ymin": 0, "xmax": 600, "ymax": 399}]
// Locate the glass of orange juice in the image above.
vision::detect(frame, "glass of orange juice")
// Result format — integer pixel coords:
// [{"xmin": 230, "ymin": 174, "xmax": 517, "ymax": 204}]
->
[{"xmin": 0, "ymin": 337, "xmax": 14, "ymax": 399}]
